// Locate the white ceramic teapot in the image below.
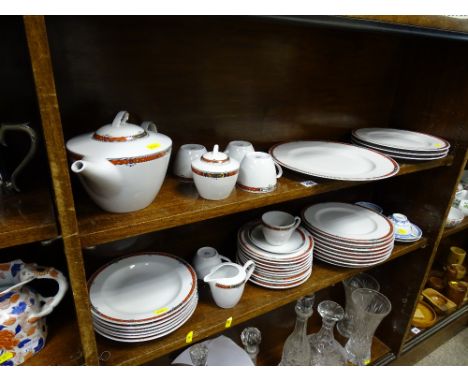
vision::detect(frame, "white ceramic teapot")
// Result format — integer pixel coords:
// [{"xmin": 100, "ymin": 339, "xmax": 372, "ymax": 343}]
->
[{"xmin": 66, "ymin": 111, "xmax": 172, "ymax": 213}]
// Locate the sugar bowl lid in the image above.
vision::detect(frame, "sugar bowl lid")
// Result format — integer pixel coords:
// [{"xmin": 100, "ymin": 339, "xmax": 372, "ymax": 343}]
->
[
  {"xmin": 66, "ymin": 111, "xmax": 172, "ymax": 160},
  {"xmin": 192, "ymin": 145, "xmax": 239, "ymax": 173}
]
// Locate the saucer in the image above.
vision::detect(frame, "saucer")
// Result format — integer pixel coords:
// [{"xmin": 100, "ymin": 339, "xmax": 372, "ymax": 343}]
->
[{"xmin": 249, "ymin": 224, "xmax": 305, "ymax": 254}]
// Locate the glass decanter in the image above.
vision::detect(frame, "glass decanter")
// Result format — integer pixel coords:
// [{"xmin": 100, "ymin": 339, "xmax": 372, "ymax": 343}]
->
[
  {"xmin": 279, "ymin": 294, "xmax": 315, "ymax": 366},
  {"xmin": 308, "ymin": 300, "xmax": 347, "ymax": 366},
  {"xmin": 337, "ymin": 273, "xmax": 380, "ymax": 338},
  {"xmin": 241, "ymin": 327, "xmax": 262, "ymax": 365},
  {"xmin": 189, "ymin": 343, "xmax": 209, "ymax": 366},
  {"xmin": 345, "ymin": 288, "xmax": 392, "ymax": 366}
]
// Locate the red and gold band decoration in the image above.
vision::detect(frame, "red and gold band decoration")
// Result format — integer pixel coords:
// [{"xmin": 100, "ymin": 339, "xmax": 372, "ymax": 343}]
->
[
  {"xmin": 191, "ymin": 167, "xmax": 238, "ymax": 178},
  {"xmin": 92, "ymin": 131, "xmax": 148, "ymax": 142}
]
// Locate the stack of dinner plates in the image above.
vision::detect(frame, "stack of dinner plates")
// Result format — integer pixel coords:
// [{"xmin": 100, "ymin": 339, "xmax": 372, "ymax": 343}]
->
[
  {"xmin": 236, "ymin": 221, "xmax": 314, "ymax": 289},
  {"xmin": 88, "ymin": 252, "xmax": 198, "ymax": 343},
  {"xmin": 351, "ymin": 128, "xmax": 450, "ymax": 160},
  {"xmin": 302, "ymin": 203, "xmax": 395, "ymax": 268}
]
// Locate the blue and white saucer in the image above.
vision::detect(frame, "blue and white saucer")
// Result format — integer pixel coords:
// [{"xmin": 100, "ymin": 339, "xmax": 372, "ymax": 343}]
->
[{"xmin": 388, "ymin": 213, "xmax": 423, "ymax": 243}]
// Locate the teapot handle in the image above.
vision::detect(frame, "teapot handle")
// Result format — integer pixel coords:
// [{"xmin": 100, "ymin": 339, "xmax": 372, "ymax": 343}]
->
[
  {"xmin": 141, "ymin": 121, "xmax": 158, "ymax": 134},
  {"xmin": 242, "ymin": 260, "xmax": 255, "ymax": 282},
  {"xmin": 23, "ymin": 264, "xmax": 68, "ymax": 323},
  {"xmin": 0, "ymin": 123, "xmax": 37, "ymax": 192},
  {"xmin": 111, "ymin": 111, "xmax": 130, "ymax": 129}
]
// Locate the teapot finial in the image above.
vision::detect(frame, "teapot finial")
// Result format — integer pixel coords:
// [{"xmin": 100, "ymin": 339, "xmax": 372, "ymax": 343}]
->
[{"xmin": 213, "ymin": 144, "xmax": 219, "ymax": 156}]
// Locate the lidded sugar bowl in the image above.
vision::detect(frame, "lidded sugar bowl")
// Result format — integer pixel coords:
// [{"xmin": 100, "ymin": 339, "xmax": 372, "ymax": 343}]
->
[
  {"xmin": 66, "ymin": 111, "xmax": 172, "ymax": 213},
  {"xmin": 191, "ymin": 145, "xmax": 239, "ymax": 200}
]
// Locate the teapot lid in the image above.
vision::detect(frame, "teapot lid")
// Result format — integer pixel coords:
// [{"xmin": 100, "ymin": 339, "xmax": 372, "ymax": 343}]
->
[
  {"xmin": 93, "ymin": 111, "xmax": 147, "ymax": 142},
  {"xmin": 66, "ymin": 111, "xmax": 172, "ymax": 160}
]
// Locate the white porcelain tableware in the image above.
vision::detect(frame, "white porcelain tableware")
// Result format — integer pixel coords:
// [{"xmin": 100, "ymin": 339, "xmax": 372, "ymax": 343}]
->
[
  {"xmin": 204, "ymin": 261, "xmax": 255, "ymax": 309},
  {"xmin": 302, "ymin": 203, "xmax": 394, "ymax": 243},
  {"xmin": 237, "ymin": 151, "xmax": 282, "ymax": 193},
  {"xmin": 249, "ymin": 223, "xmax": 305, "ymax": 254},
  {"xmin": 269, "ymin": 141, "xmax": 399, "ymax": 181},
  {"xmin": 352, "ymin": 128, "xmax": 450, "ymax": 152},
  {"xmin": 454, "ymin": 190, "xmax": 468, "ymax": 216},
  {"xmin": 224, "ymin": 140, "xmax": 255, "ymax": 164},
  {"xmin": 191, "ymin": 144, "xmax": 240, "ymax": 200},
  {"xmin": 193, "ymin": 246, "xmax": 231, "ymax": 279},
  {"xmin": 446, "ymin": 207, "xmax": 465, "ymax": 228},
  {"xmin": 173, "ymin": 144, "xmax": 207, "ymax": 180},
  {"xmin": 261, "ymin": 211, "xmax": 301, "ymax": 246},
  {"xmin": 89, "ymin": 252, "xmax": 196, "ymax": 323},
  {"xmin": 66, "ymin": 111, "xmax": 172, "ymax": 213}
]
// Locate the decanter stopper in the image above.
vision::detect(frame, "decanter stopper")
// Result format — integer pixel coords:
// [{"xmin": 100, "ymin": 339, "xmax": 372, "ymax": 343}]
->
[
  {"xmin": 189, "ymin": 343, "xmax": 209, "ymax": 366},
  {"xmin": 241, "ymin": 327, "xmax": 262, "ymax": 365}
]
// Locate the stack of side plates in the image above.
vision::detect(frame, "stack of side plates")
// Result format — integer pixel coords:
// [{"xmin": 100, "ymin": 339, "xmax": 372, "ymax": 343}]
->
[
  {"xmin": 351, "ymin": 128, "xmax": 450, "ymax": 160},
  {"xmin": 88, "ymin": 252, "xmax": 198, "ymax": 343},
  {"xmin": 302, "ymin": 203, "xmax": 395, "ymax": 268},
  {"xmin": 236, "ymin": 221, "xmax": 314, "ymax": 289}
]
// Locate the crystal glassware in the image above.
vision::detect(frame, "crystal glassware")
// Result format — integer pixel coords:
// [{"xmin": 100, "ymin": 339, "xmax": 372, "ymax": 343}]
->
[
  {"xmin": 279, "ymin": 294, "xmax": 315, "ymax": 366},
  {"xmin": 241, "ymin": 327, "xmax": 262, "ymax": 365},
  {"xmin": 189, "ymin": 343, "xmax": 209, "ymax": 366},
  {"xmin": 337, "ymin": 273, "xmax": 380, "ymax": 338},
  {"xmin": 345, "ymin": 288, "xmax": 392, "ymax": 366},
  {"xmin": 308, "ymin": 300, "xmax": 347, "ymax": 366}
]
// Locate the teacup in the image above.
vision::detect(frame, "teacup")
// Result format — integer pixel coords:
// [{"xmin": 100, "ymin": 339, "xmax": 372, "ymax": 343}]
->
[
  {"xmin": 224, "ymin": 141, "xmax": 255, "ymax": 164},
  {"xmin": 237, "ymin": 151, "xmax": 283, "ymax": 193},
  {"xmin": 193, "ymin": 246, "xmax": 231, "ymax": 279},
  {"xmin": 446, "ymin": 264, "xmax": 466, "ymax": 282},
  {"xmin": 454, "ymin": 190, "xmax": 468, "ymax": 216},
  {"xmin": 173, "ymin": 144, "xmax": 207, "ymax": 179},
  {"xmin": 388, "ymin": 213, "xmax": 413, "ymax": 236},
  {"xmin": 204, "ymin": 260, "xmax": 255, "ymax": 309},
  {"xmin": 261, "ymin": 211, "xmax": 301, "ymax": 246}
]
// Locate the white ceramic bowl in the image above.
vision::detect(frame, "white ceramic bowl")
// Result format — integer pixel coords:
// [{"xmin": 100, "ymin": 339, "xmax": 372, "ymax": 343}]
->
[{"xmin": 446, "ymin": 207, "xmax": 464, "ymax": 228}]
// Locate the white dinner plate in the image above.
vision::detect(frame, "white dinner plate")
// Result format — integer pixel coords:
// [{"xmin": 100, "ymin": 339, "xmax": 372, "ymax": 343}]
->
[
  {"xmin": 93, "ymin": 296, "xmax": 198, "ymax": 337},
  {"xmin": 269, "ymin": 141, "xmax": 399, "ymax": 181},
  {"xmin": 248, "ymin": 269, "xmax": 312, "ymax": 289},
  {"xmin": 312, "ymin": 235, "xmax": 393, "ymax": 253},
  {"xmin": 237, "ymin": 250, "xmax": 311, "ymax": 272},
  {"xmin": 249, "ymin": 223, "xmax": 305, "ymax": 254},
  {"xmin": 303, "ymin": 203, "xmax": 394, "ymax": 242},
  {"xmin": 314, "ymin": 251, "xmax": 391, "ymax": 268},
  {"xmin": 313, "ymin": 241, "xmax": 393, "ymax": 260},
  {"xmin": 352, "ymin": 128, "xmax": 450, "ymax": 152},
  {"xmin": 89, "ymin": 252, "xmax": 197, "ymax": 323},
  {"xmin": 94, "ymin": 298, "xmax": 197, "ymax": 343}
]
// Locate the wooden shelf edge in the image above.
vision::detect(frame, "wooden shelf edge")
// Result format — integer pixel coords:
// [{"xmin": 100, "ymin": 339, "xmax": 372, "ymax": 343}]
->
[
  {"xmin": 442, "ymin": 216, "xmax": 468, "ymax": 238},
  {"xmin": 97, "ymin": 239, "xmax": 427, "ymax": 366},
  {"xmin": 78, "ymin": 156, "xmax": 453, "ymax": 248}
]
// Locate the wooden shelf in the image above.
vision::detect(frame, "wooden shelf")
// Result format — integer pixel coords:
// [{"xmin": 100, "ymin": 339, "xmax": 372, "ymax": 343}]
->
[
  {"xmin": 76, "ymin": 157, "xmax": 452, "ymax": 248},
  {"xmin": 96, "ymin": 239, "xmax": 426, "ymax": 366},
  {"xmin": 0, "ymin": 187, "xmax": 58, "ymax": 250},
  {"xmin": 442, "ymin": 216, "xmax": 468, "ymax": 238},
  {"xmin": 21, "ymin": 314, "xmax": 84, "ymax": 366}
]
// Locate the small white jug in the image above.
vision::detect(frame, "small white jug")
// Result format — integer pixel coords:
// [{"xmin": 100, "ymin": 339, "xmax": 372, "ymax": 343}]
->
[{"xmin": 203, "ymin": 261, "xmax": 255, "ymax": 309}]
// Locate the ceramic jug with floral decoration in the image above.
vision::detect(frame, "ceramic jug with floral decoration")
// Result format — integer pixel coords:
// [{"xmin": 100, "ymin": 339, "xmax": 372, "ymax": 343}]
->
[{"xmin": 0, "ymin": 260, "xmax": 68, "ymax": 366}]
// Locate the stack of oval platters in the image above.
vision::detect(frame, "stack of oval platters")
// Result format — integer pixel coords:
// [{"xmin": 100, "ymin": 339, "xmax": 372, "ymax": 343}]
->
[
  {"xmin": 351, "ymin": 128, "xmax": 450, "ymax": 161},
  {"xmin": 269, "ymin": 141, "xmax": 399, "ymax": 181},
  {"xmin": 302, "ymin": 203, "xmax": 395, "ymax": 268},
  {"xmin": 236, "ymin": 221, "xmax": 314, "ymax": 289},
  {"xmin": 88, "ymin": 252, "xmax": 198, "ymax": 343}
]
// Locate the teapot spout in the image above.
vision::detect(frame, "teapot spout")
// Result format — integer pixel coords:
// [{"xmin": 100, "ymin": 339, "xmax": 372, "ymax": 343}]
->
[{"xmin": 71, "ymin": 156, "xmax": 122, "ymax": 197}]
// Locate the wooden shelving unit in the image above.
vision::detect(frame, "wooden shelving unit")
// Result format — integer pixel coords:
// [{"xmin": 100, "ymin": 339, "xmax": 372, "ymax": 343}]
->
[
  {"xmin": 77, "ymin": 158, "xmax": 452, "ymax": 247},
  {"xmin": 1, "ymin": 15, "xmax": 467, "ymax": 366},
  {"xmin": 96, "ymin": 240, "xmax": 426, "ymax": 366},
  {"xmin": 0, "ymin": 187, "xmax": 57, "ymax": 249}
]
